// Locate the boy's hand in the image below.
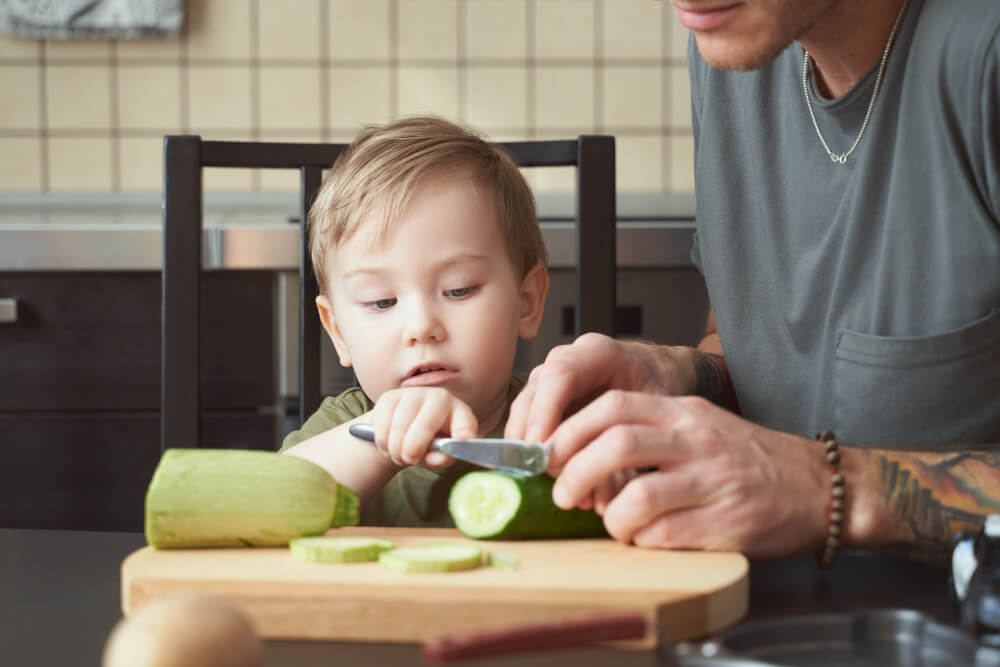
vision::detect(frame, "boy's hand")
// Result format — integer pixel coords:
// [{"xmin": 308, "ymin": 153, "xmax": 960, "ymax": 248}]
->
[{"xmin": 371, "ymin": 387, "xmax": 479, "ymax": 469}]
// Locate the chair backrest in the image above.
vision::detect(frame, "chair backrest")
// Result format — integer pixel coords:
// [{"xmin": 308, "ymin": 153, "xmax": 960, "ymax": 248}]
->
[{"xmin": 161, "ymin": 135, "xmax": 615, "ymax": 452}]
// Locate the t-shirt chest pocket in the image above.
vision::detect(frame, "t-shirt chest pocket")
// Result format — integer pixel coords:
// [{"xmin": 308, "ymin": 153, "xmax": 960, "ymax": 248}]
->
[{"xmin": 833, "ymin": 309, "xmax": 1000, "ymax": 446}]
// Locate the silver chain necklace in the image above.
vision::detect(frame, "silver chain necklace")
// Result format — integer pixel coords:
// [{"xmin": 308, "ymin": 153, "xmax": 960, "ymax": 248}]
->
[{"xmin": 801, "ymin": 0, "xmax": 908, "ymax": 165}]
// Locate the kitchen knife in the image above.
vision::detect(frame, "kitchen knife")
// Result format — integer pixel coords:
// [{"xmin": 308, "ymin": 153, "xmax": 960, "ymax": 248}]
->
[{"xmin": 348, "ymin": 423, "xmax": 549, "ymax": 476}]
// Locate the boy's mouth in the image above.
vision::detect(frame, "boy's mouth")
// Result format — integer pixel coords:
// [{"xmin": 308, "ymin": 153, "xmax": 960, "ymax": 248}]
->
[{"xmin": 402, "ymin": 364, "xmax": 457, "ymax": 386}]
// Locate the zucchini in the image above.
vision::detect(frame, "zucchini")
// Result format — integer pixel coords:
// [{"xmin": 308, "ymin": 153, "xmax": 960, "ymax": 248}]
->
[
  {"xmin": 145, "ymin": 449, "xmax": 359, "ymax": 549},
  {"xmin": 289, "ymin": 536, "xmax": 395, "ymax": 563},
  {"xmin": 487, "ymin": 550, "xmax": 520, "ymax": 570},
  {"xmin": 378, "ymin": 543, "xmax": 483, "ymax": 573},
  {"xmin": 448, "ymin": 471, "xmax": 607, "ymax": 539}
]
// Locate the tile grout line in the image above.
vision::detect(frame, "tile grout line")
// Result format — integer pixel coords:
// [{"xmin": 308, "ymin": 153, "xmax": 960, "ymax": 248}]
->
[
  {"xmin": 9, "ymin": 55, "xmax": 680, "ymax": 67},
  {"xmin": 38, "ymin": 39, "xmax": 49, "ymax": 192},
  {"xmin": 180, "ymin": 8, "xmax": 190, "ymax": 133},
  {"xmin": 662, "ymin": 3, "xmax": 671, "ymax": 193},
  {"xmin": 389, "ymin": 0, "xmax": 399, "ymax": 118},
  {"xmin": 526, "ymin": 0, "xmax": 536, "ymax": 139},
  {"xmin": 319, "ymin": 0, "xmax": 330, "ymax": 142},
  {"xmin": 249, "ymin": 0, "xmax": 261, "ymax": 191},
  {"xmin": 167, "ymin": 57, "xmax": 677, "ymax": 68},
  {"xmin": 594, "ymin": 0, "xmax": 604, "ymax": 133},
  {"xmin": 0, "ymin": 125, "xmax": 677, "ymax": 138},
  {"xmin": 457, "ymin": 0, "xmax": 467, "ymax": 124},
  {"xmin": 110, "ymin": 41, "xmax": 121, "ymax": 192}
]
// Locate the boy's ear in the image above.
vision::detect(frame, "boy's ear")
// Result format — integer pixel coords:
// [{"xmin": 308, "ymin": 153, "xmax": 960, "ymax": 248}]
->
[
  {"xmin": 517, "ymin": 263, "xmax": 549, "ymax": 340},
  {"xmin": 316, "ymin": 293, "xmax": 353, "ymax": 368}
]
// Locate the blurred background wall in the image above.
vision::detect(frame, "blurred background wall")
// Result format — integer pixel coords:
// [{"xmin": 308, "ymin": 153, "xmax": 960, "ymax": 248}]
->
[{"xmin": 0, "ymin": 0, "xmax": 693, "ymax": 195}]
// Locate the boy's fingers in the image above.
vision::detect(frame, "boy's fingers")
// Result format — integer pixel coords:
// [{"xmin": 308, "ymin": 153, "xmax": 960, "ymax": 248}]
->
[
  {"xmin": 372, "ymin": 392, "xmax": 401, "ymax": 458},
  {"xmin": 422, "ymin": 451, "xmax": 454, "ymax": 469},
  {"xmin": 449, "ymin": 402, "xmax": 478, "ymax": 441},
  {"xmin": 401, "ymin": 396, "xmax": 449, "ymax": 465},
  {"xmin": 387, "ymin": 395, "xmax": 425, "ymax": 465}
]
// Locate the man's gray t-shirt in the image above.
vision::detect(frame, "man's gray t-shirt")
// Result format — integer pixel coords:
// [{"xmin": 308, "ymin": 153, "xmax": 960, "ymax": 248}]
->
[{"xmin": 689, "ymin": 0, "xmax": 1000, "ymax": 446}]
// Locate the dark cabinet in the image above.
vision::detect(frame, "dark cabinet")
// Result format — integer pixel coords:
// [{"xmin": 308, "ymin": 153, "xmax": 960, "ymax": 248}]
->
[{"xmin": 0, "ymin": 271, "xmax": 277, "ymax": 531}]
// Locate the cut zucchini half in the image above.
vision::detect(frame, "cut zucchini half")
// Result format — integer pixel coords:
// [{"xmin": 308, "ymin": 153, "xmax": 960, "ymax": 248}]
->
[
  {"xmin": 378, "ymin": 543, "xmax": 483, "ymax": 574},
  {"xmin": 289, "ymin": 536, "xmax": 395, "ymax": 563},
  {"xmin": 145, "ymin": 448, "xmax": 359, "ymax": 549},
  {"xmin": 448, "ymin": 471, "xmax": 607, "ymax": 539}
]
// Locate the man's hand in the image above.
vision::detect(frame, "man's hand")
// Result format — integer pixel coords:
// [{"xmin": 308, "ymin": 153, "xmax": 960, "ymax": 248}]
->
[
  {"xmin": 548, "ymin": 390, "xmax": 833, "ymax": 558},
  {"xmin": 371, "ymin": 387, "xmax": 478, "ymax": 468},
  {"xmin": 504, "ymin": 333, "xmax": 694, "ymax": 445}
]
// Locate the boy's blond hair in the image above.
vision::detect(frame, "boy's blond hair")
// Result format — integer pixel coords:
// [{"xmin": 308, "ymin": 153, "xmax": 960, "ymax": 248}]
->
[{"xmin": 308, "ymin": 116, "xmax": 548, "ymax": 293}]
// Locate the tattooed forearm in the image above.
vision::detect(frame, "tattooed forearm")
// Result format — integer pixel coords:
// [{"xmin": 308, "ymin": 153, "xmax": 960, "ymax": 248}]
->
[
  {"xmin": 693, "ymin": 352, "xmax": 741, "ymax": 413},
  {"xmin": 873, "ymin": 450, "xmax": 1000, "ymax": 565}
]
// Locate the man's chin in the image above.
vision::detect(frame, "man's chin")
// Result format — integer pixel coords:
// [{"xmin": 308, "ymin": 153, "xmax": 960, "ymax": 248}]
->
[{"xmin": 694, "ymin": 32, "xmax": 791, "ymax": 71}]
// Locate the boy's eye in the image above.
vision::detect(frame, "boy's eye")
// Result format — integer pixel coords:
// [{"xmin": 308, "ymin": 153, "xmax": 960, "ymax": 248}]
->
[
  {"xmin": 363, "ymin": 298, "xmax": 397, "ymax": 310},
  {"xmin": 445, "ymin": 286, "xmax": 477, "ymax": 298}
]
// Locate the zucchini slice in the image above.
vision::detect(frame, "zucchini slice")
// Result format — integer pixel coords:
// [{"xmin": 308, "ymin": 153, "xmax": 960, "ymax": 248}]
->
[
  {"xmin": 378, "ymin": 543, "xmax": 483, "ymax": 573},
  {"xmin": 487, "ymin": 550, "xmax": 520, "ymax": 570},
  {"xmin": 289, "ymin": 536, "xmax": 395, "ymax": 563}
]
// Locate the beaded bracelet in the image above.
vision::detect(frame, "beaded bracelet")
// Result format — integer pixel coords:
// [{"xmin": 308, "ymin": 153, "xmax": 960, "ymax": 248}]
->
[{"xmin": 816, "ymin": 429, "xmax": 845, "ymax": 570}]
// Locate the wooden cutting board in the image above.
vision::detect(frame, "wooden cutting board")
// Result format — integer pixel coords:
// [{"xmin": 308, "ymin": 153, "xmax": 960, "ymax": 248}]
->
[{"xmin": 121, "ymin": 527, "xmax": 748, "ymax": 645}]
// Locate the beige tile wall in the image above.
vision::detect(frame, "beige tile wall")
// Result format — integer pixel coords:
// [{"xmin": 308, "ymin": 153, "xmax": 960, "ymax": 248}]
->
[{"xmin": 0, "ymin": 0, "xmax": 693, "ymax": 194}]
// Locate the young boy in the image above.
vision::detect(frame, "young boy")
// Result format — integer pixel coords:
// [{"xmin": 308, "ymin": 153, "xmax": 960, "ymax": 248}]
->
[{"xmin": 280, "ymin": 116, "xmax": 550, "ymax": 527}]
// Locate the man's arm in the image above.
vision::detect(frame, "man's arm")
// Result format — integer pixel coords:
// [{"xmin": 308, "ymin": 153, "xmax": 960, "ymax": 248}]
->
[
  {"xmin": 691, "ymin": 310, "xmax": 999, "ymax": 563},
  {"xmin": 845, "ymin": 446, "xmax": 1000, "ymax": 565},
  {"xmin": 690, "ymin": 308, "xmax": 741, "ymax": 413}
]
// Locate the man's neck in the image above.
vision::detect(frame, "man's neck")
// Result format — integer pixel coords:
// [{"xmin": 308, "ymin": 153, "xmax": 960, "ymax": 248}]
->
[{"xmin": 798, "ymin": 0, "xmax": 907, "ymax": 99}]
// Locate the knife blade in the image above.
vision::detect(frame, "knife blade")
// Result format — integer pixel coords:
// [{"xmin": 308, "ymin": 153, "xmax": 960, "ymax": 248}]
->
[{"xmin": 348, "ymin": 423, "xmax": 549, "ymax": 477}]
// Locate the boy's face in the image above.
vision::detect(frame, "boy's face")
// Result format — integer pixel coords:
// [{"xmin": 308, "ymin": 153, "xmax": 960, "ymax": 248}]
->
[{"xmin": 317, "ymin": 168, "xmax": 547, "ymax": 424}]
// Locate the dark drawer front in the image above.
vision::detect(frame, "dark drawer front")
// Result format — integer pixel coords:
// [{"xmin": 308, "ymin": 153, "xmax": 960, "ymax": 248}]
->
[
  {"xmin": 0, "ymin": 271, "xmax": 275, "ymax": 411},
  {"xmin": 0, "ymin": 412, "xmax": 277, "ymax": 531}
]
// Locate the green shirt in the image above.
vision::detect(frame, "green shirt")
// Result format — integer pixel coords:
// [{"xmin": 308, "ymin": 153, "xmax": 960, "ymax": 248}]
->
[{"xmin": 280, "ymin": 375, "xmax": 527, "ymax": 527}]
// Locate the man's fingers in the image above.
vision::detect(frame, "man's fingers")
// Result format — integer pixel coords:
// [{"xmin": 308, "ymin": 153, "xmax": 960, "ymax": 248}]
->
[
  {"xmin": 552, "ymin": 422, "xmax": 682, "ymax": 510},
  {"xmin": 508, "ymin": 336, "xmax": 618, "ymax": 444},
  {"xmin": 600, "ymin": 473, "xmax": 701, "ymax": 545},
  {"xmin": 503, "ymin": 373, "xmax": 536, "ymax": 441},
  {"xmin": 593, "ymin": 468, "xmax": 637, "ymax": 516},
  {"xmin": 547, "ymin": 391, "xmax": 683, "ymax": 470},
  {"xmin": 519, "ymin": 362, "xmax": 579, "ymax": 445}
]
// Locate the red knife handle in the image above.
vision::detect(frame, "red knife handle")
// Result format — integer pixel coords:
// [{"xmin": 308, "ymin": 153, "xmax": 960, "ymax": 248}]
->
[{"xmin": 421, "ymin": 612, "xmax": 647, "ymax": 663}]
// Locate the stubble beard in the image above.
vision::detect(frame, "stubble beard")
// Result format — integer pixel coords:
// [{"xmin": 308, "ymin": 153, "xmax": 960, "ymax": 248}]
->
[{"xmin": 694, "ymin": 0, "xmax": 841, "ymax": 72}]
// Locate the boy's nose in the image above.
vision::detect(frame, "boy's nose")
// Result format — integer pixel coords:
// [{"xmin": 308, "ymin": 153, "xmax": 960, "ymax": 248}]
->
[{"xmin": 402, "ymin": 304, "xmax": 445, "ymax": 345}]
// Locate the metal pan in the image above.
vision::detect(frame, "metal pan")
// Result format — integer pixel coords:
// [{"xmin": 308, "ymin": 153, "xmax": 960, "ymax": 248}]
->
[{"xmin": 685, "ymin": 607, "xmax": 995, "ymax": 667}]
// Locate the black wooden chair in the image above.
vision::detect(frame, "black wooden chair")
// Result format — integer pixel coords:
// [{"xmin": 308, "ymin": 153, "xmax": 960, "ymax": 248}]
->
[{"xmin": 161, "ymin": 135, "xmax": 616, "ymax": 451}]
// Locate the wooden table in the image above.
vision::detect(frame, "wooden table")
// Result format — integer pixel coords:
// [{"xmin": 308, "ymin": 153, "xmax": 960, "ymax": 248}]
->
[{"xmin": 0, "ymin": 528, "xmax": 956, "ymax": 667}]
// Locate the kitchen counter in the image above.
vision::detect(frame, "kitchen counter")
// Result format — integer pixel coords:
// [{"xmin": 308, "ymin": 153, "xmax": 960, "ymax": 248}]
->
[
  {"xmin": 0, "ymin": 192, "xmax": 699, "ymax": 271},
  {"xmin": 1, "ymin": 527, "xmax": 961, "ymax": 667}
]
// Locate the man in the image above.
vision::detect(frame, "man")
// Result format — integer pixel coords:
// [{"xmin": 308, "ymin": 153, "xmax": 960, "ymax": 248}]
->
[{"xmin": 504, "ymin": 0, "xmax": 1000, "ymax": 566}]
